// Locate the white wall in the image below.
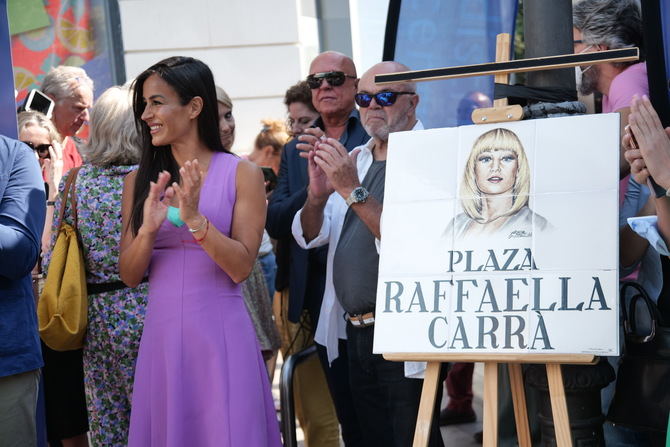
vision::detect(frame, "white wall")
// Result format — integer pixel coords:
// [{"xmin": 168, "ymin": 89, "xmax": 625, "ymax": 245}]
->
[
  {"xmin": 119, "ymin": 0, "xmax": 319, "ymax": 154},
  {"xmin": 119, "ymin": 0, "xmax": 394, "ymax": 152},
  {"xmin": 349, "ymin": 0, "xmax": 389, "ymax": 74}
]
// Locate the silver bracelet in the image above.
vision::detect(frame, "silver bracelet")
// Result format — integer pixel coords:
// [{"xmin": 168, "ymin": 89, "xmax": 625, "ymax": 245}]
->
[{"xmin": 188, "ymin": 217, "xmax": 208, "ymax": 233}]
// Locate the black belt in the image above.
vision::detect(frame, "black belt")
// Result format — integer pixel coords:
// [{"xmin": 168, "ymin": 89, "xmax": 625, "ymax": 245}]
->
[{"xmin": 87, "ymin": 278, "xmax": 148, "ymax": 295}]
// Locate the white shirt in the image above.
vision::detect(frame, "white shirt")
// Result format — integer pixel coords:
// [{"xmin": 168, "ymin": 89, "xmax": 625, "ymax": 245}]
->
[{"xmin": 291, "ymin": 120, "xmax": 424, "ymax": 367}]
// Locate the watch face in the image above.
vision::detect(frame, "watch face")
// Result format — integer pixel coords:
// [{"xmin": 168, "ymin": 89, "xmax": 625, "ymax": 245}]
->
[
  {"xmin": 353, "ymin": 187, "xmax": 369, "ymax": 203},
  {"xmin": 354, "ymin": 188, "xmax": 367, "ymax": 201},
  {"xmin": 347, "ymin": 186, "xmax": 369, "ymax": 206}
]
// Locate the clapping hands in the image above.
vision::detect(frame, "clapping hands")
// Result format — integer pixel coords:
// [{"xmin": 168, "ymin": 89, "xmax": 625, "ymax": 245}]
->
[
  {"xmin": 141, "ymin": 160, "xmax": 205, "ymax": 234},
  {"xmin": 296, "ymin": 128, "xmax": 361, "ymax": 201},
  {"xmin": 624, "ymin": 95, "xmax": 670, "ymax": 189},
  {"xmin": 172, "ymin": 160, "xmax": 205, "ymax": 226}
]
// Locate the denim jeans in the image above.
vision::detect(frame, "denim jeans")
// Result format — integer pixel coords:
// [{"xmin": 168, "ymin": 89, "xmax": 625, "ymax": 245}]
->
[{"xmin": 258, "ymin": 251, "xmax": 277, "ymax": 303}]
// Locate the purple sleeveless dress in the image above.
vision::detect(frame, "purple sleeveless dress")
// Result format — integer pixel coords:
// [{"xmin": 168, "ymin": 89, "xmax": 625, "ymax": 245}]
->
[{"xmin": 128, "ymin": 152, "xmax": 281, "ymax": 446}]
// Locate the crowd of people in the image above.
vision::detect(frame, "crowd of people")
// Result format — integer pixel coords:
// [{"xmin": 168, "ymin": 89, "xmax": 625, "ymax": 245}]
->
[{"xmin": 1, "ymin": 0, "xmax": 670, "ymax": 446}]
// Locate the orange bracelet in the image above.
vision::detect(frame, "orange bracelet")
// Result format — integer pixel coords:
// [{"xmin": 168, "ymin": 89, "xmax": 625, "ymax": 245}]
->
[{"xmin": 194, "ymin": 219, "xmax": 210, "ymax": 244}]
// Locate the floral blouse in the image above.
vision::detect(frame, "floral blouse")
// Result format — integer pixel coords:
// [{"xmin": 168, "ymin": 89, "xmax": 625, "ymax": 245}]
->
[{"xmin": 43, "ymin": 164, "xmax": 136, "ymax": 284}]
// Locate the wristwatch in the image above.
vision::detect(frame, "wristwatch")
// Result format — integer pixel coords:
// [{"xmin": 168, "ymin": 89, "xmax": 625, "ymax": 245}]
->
[{"xmin": 345, "ymin": 186, "xmax": 369, "ymax": 207}]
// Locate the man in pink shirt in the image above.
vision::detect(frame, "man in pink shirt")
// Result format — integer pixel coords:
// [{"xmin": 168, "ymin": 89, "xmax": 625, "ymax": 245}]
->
[
  {"xmin": 573, "ymin": 0, "xmax": 647, "ymax": 180},
  {"xmin": 41, "ymin": 66, "xmax": 94, "ymax": 172}
]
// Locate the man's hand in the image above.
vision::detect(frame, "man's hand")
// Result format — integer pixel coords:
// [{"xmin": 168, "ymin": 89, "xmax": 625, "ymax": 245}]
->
[
  {"xmin": 629, "ymin": 95, "xmax": 670, "ymax": 189},
  {"xmin": 295, "ymin": 128, "xmax": 334, "ymax": 202},
  {"xmin": 306, "ymin": 148, "xmax": 334, "ymax": 202},
  {"xmin": 296, "ymin": 127, "xmax": 326, "ymax": 155},
  {"xmin": 313, "ymin": 137, "xmax": 362, "ymax": 200}
]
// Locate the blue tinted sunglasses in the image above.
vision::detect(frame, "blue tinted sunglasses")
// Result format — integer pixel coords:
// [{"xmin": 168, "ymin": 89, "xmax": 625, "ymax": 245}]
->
[{"xmin": 354, "ymin": 91, "xmax": 415, "ymax": 108}]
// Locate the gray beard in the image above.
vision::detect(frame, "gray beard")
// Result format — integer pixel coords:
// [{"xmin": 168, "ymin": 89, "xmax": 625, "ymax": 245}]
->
[
  {"xmin": 364, "ymin": 123, "xmax": 389, "ymax": 142},
  {"xmin": 578, "ymin": 65, "xmax": 600, "ymax": 96}
]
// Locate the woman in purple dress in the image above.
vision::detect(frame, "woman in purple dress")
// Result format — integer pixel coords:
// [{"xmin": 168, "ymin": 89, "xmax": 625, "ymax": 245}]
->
[{"xmin": 119, "ymin": 56, "xmax": 281, "ymax": 446}]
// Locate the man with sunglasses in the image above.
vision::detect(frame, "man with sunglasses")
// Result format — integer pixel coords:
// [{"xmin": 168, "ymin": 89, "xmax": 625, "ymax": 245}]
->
[
  {"xmin": 267, "ymin": 51, "xmax": 368, "ymax": 447},
  {"xmin": 292, "ymin": 61, "xmax": 444, "ymax": 447}
]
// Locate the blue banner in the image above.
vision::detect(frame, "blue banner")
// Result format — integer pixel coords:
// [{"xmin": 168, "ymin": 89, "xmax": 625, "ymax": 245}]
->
[
  {"xmin": 0, "ymin": 0, "xmax": 17, "ymax": 138},
  {"xmin": 391, "ymin": 0, "xmax": 517, "ymax": 128}
]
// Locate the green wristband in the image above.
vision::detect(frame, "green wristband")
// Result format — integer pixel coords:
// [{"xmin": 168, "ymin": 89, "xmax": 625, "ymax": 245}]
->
[{"xmin": 167, "ymin": 206, "xmax": 185, "ymax": 227}]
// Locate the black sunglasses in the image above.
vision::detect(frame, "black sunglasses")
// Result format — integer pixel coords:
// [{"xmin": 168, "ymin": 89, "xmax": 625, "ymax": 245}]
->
[
  {"xmin": 354, "ymin": 91, "xmax": 415, "ymax": 108},
  {"xmin": 22, "ymin": 141, "xmax": 51, "ymax": 156},
  {"xmin": 306, "ymin": 71, "xmax": 356, "ymax": 89}
]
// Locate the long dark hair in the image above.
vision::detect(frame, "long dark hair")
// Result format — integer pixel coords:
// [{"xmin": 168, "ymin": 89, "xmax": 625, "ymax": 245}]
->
[{"xmin": 129, "ymin": 56, "xmax": 229, "ymax": 235}]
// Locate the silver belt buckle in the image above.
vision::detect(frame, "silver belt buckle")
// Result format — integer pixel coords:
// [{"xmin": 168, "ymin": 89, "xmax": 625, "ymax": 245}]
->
[{"xmin": 349, "ymin": 312, "xmax": 374, "ymax": 327}]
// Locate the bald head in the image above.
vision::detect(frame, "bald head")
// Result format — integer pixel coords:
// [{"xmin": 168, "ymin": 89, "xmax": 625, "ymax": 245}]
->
[
  {"xmin": 309, "ymin": 51, "xmax": 357, "ymax": 78},
  {"xmin": 308, "ymin": 51, "xmax": 358, "ymax": 118},
  {"xmin": 359, "ymin": 61, "xmax": 415, "ymax": 93},
  {"xmin": 357, "ymin": 61, "xmax": 419, "ymax": 143}
]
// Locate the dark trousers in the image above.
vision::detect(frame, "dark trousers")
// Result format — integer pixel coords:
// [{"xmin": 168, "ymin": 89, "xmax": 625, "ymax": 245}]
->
[
  {"xmin": 445, "ymin": 362, "xmax": 474, "ymax": 412},
  {"xmin": 346, "ymin": 323, "xmax": 444, "ymax": 447},
  {"xmin": 316, "ymin": 341, "xmax": 365, "ymax": 447}
]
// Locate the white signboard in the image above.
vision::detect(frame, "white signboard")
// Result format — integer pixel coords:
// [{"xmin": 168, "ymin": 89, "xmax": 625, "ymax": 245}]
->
[{"xmin": 374, "ymin": 114, "xmax": 620, "ymax": 356}]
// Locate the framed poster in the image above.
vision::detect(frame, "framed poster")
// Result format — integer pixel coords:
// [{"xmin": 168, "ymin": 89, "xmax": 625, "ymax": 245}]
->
[
  {"xmin": 374, "ymin": 114, "xmax": 620, "ymax": 356},
  {"xmin": 10, "ymin": 0, "xmax": 125, "ymax": 104}
]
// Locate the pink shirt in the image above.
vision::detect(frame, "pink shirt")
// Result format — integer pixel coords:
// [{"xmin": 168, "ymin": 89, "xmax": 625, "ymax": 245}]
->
[
  {"xmin": 606, "ymin": 63, "xmax": 649, "ymax": 281},
  {"xmin": 603, "ymin": 63, "xmax": 649, "ymax": 205},
  {"xmin": 603, "ymin": 62, "xmax": 648, "ymax": 113}
]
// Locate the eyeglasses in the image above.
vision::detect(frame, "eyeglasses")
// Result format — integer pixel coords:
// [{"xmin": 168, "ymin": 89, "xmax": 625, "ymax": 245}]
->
[
  {"xmin": 306, "ymin": 71, "xmax": 356, "ymax": 89},
  {"xmin": 577, "ymin": 44, "xmax": 595, "ymax": 54},
  {"xmin": 22, "ymin": 141, "xmax": 51, "ymax": 157},
  {"xmin": 573, "ymin": 40, "xmax": 596, "ymax": 54},
  {"xmin": 354, "ymin": 91, "xmax": 415, "ymax": 108}
]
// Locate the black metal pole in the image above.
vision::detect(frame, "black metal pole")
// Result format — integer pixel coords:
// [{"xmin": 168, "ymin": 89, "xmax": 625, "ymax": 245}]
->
[
  {"xmin": 521, "ymin": 2, "xmax": 614, "ymax": 445},
  {"xmin": 523, "ymin": 0, "xmax": 575, "ymax": 92},
  {"xmin": 641, "ymin": 0, "xmax": 670, "ymax": 127}
]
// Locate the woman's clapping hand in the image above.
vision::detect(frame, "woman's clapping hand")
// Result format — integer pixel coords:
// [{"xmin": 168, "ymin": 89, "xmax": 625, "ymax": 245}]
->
[
  {"xmin": 140, "ymin": 170, "xmax": 174, "ymax": 234},
  {"xmin": 625, "ymin": 95, "xmax": 670, "ymax": 189}
]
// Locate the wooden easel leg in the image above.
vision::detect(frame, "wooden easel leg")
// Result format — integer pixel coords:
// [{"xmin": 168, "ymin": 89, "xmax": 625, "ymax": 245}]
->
[
  {"xmin": 483, "ymin": 362, "xmax": 498, "ymax": 447},
  {"xmin": 493, "ymin": 33, "xmax": 512, "ymax": 108},
  {"xmin": 412, "ymin": 361, "xmax": 441, "ymax": 447},
  {"xmin": 508, "ymin": 363, "xmax": 532, "ymax": 447},
  {"xmin": 546, "ymin": 364, "xmax": 573, "ymax": 447}
]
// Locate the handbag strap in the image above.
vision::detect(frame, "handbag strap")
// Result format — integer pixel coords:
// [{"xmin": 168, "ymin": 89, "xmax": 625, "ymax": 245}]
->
[
  {"xmin": 620, "ymin": 281, "xmax": 663, "ymax": 343},
  {"xmin": 57, "ymin": 166, "xmax": 82, "ymax": 232}
]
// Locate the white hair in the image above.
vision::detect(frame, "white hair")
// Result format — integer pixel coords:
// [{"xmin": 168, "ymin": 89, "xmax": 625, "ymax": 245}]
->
[
  {"xmin": 573, "ymin": 0, "xmax": 643, "ymax": 64},
  {"xmin": 79, "ymin": 86, "xmax": 141, "ymax": 166},
  {"xmin": 17, "ymin": 111, "xmax": 60, "ymax": 143},
  {"xmin": 41, "ymin": 65, "xmax": 94, "ymax": 100}
]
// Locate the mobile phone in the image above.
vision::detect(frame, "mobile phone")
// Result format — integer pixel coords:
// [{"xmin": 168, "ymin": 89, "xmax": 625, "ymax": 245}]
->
[
  {"xmin": 261, "ymin": 167, "xmax": 278, "ymax": 192},
  {"xmin": 24, "ymin": 89, "xmax": 54, "ymax": 119}
]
